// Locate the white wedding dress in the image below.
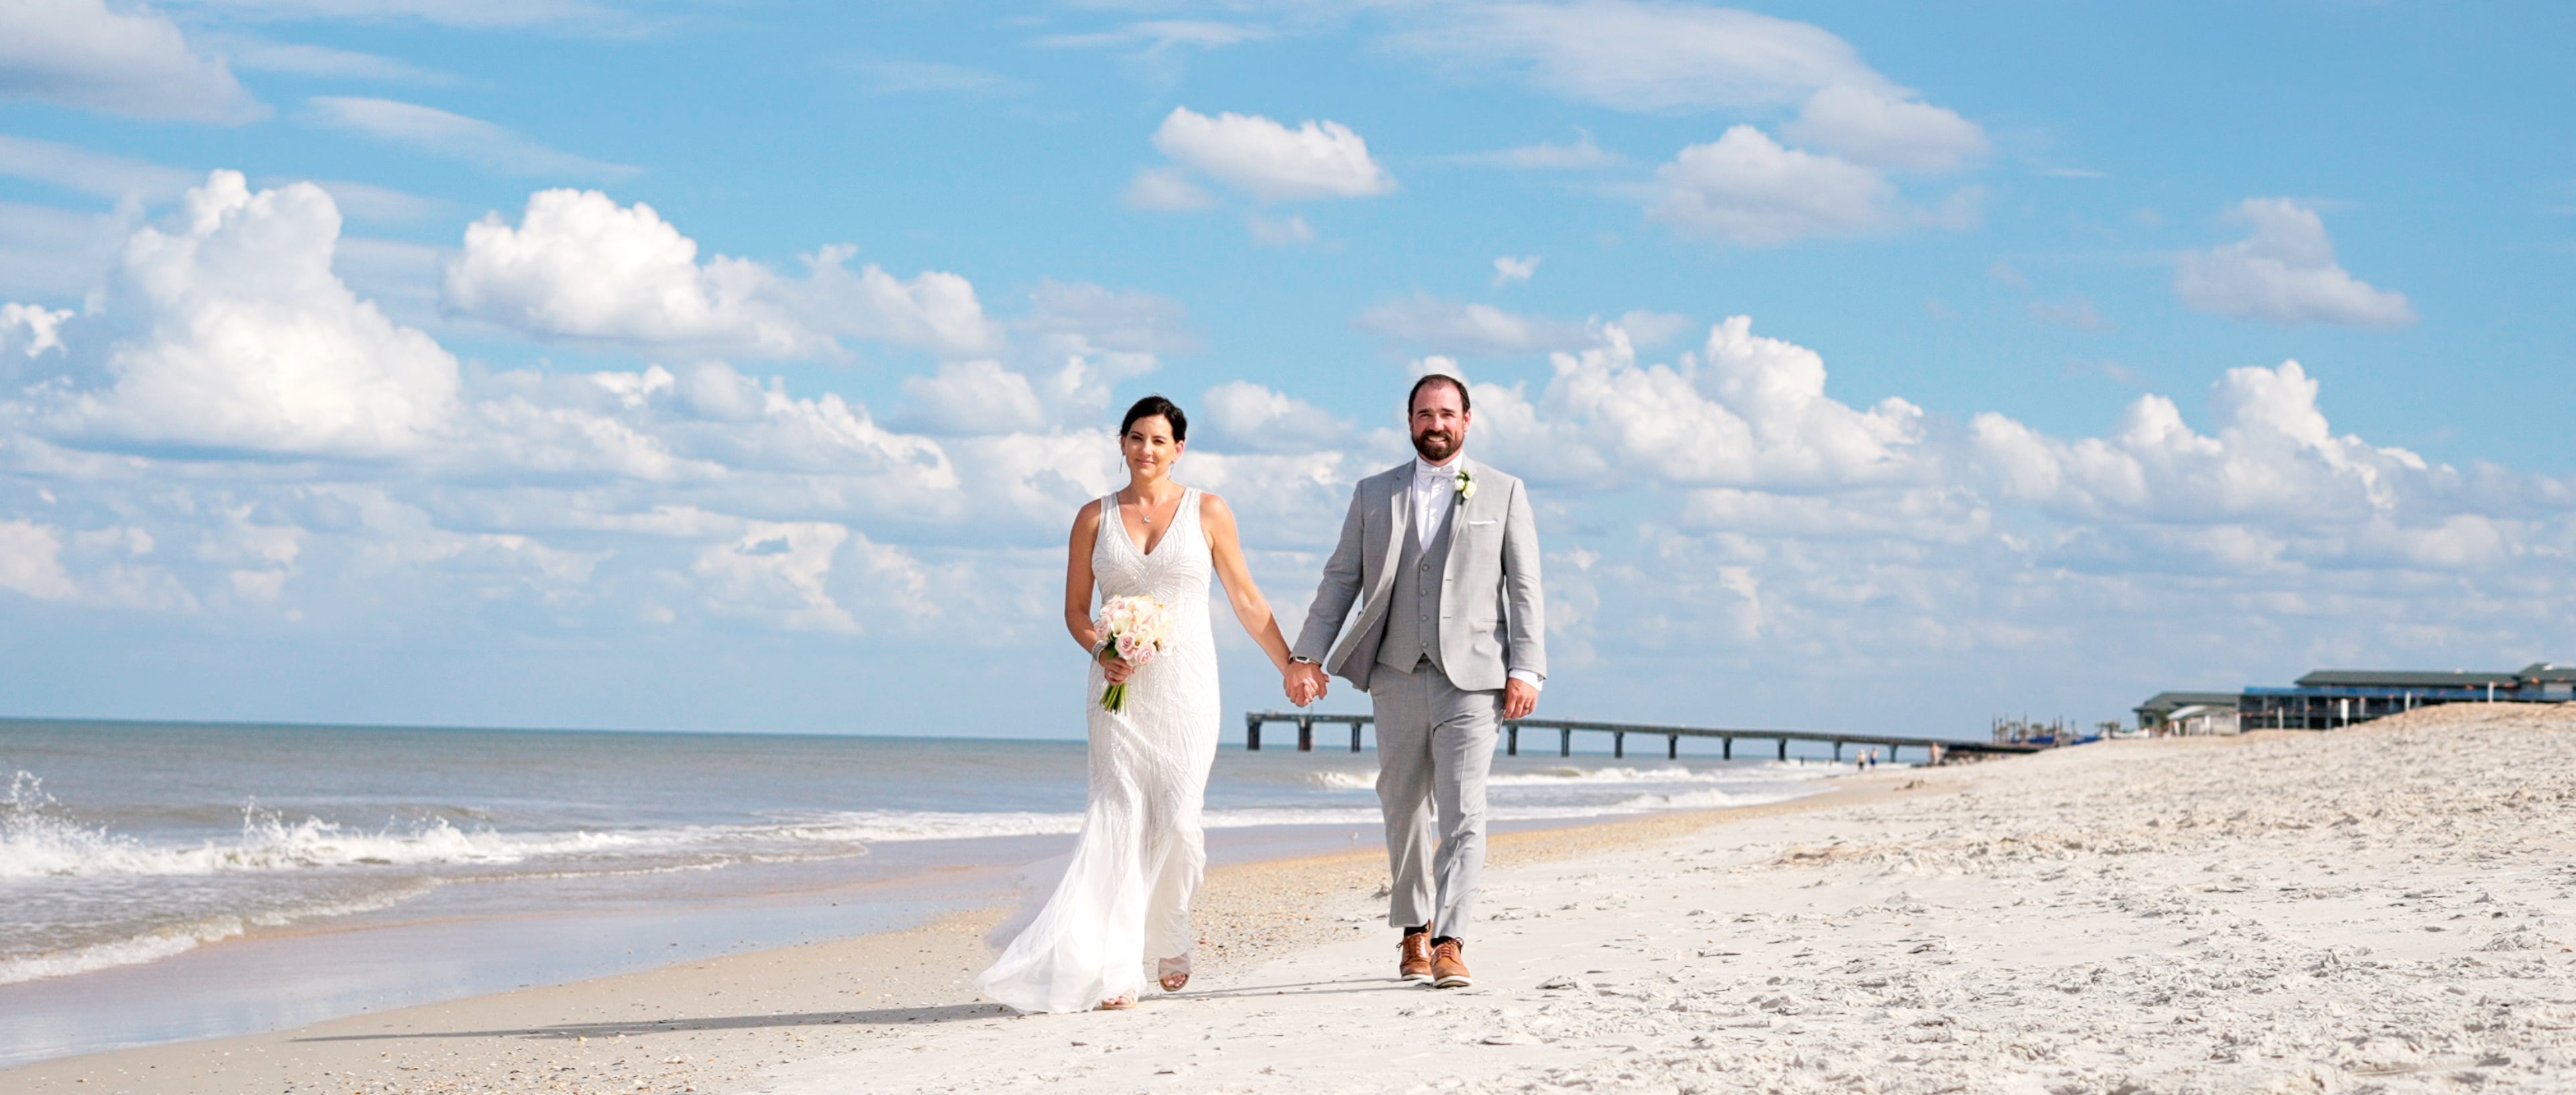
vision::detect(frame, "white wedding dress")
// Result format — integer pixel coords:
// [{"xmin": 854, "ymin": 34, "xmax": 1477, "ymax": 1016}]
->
[{"xmin": 977, "ymin": 488, "xmax": 1223, "ymax": 1013}]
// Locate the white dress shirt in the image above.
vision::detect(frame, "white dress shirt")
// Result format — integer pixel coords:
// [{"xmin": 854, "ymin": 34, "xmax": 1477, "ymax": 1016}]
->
[{"xmin": 1410, "ymin": 456, "xmax": 1460, "ymax": 550}]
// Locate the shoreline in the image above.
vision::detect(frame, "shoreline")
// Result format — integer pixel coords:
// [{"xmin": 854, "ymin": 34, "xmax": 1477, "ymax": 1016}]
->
[
  {"xmin": 0, "ymin": 727, "xmax": 1847, "ymax": 1070},
  {"xmin": 0, "ymin": 766, "xmax": 1920, "ymax": 1093},
  {"xmin": 23, "ymin": 703, "xmax": 2576, "ymax": 1092}
]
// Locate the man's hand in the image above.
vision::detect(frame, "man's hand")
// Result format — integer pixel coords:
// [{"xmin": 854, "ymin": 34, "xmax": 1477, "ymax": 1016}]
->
[
  {"xmin": 1503, "ymin": 678, "xmax": 1539, "ymax": 720},
  {"xmin": 1285, "ymin": 661, "xmax": 1329, "ymax": 707}
]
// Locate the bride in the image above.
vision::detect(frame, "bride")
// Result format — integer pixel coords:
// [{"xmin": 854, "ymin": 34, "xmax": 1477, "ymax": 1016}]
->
[{"xmin": 977, "ymin": 395, "xmax": 1308, "ymax": 1012}]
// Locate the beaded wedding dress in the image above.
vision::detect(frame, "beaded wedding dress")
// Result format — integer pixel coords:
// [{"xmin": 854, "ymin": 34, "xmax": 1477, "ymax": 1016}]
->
[{"xmin": 978, "ymin": 488, "xmax": 1222, "ymax": 1013}]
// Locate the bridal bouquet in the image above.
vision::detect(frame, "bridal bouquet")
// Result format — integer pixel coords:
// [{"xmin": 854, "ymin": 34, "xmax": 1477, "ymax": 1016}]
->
[{"xmin": 1093, "ymin": 594, "xmax": 1171, "ymax": 713}]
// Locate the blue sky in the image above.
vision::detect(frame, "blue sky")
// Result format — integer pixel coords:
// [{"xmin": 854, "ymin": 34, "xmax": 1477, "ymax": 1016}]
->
[{"xmin": 0, "ymin": 1, "xmax": 2570, "ymax": 738}]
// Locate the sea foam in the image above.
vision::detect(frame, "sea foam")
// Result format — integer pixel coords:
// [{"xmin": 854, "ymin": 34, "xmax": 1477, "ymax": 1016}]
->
[{"xmin": 5, "ymin": 775, "xmax": 566, "ymax": 879}]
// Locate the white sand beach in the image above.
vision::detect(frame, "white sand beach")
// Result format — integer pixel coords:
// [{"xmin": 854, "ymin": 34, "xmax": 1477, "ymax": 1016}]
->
[{"xmin": 13, "ymin": 701, "xmax": 2576, "ymax": 1094}]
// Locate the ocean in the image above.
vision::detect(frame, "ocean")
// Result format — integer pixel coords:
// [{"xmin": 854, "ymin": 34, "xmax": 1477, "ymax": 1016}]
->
[{"xmin": 0, "ymin": 717, "xmax": 1841, "ymax": 1065}]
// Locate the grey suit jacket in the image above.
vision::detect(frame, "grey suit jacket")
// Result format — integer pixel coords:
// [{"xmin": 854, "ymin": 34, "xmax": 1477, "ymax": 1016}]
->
[{"xmin": 1292, "ymin": 457, "xmax": 1545, "ymax": 692}]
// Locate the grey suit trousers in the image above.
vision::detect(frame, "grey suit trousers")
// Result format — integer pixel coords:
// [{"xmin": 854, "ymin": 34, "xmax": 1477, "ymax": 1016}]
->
[{"xmin": 1371, "ymin": 662, "xmax": 1498, "ymax": 938}]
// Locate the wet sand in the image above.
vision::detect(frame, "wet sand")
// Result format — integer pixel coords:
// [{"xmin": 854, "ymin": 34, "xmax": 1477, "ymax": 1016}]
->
[{"xmin": 0, "ymin": 776, "xmax": 1897, "ymax": 1094}]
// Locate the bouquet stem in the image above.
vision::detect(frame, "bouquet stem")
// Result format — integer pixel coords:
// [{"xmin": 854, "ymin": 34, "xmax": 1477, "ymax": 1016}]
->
[{"xmin": 1092, "ymin": 593, "xmax": 1167, "ymax": 714}]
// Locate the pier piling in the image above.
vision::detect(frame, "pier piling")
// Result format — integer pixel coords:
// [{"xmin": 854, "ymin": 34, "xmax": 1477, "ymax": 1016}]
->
[{"xmin": 1238, "ymin": 714, "xmax": 2034, "ymax": 765}]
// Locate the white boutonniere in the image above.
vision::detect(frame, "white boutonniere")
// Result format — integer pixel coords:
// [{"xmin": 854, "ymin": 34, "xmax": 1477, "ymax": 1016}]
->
[{"xmin": 1454, "ymin": 466, "xmax": 1476, "ymax": 502}]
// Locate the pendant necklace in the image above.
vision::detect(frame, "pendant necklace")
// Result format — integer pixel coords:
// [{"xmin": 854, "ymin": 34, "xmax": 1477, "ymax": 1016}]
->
[{"xmin": 1132, "ymin": 489, "xmax": 1178, "ymax": 524}]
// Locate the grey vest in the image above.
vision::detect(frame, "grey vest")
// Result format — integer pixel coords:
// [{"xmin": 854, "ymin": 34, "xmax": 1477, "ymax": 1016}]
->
[{"xmin": 1377, "ymin": 503, "xmax": 1457, "ymax": 675}]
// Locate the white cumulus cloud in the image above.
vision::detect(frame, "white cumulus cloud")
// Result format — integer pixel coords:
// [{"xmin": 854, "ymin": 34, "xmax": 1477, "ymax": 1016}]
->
[
  {"xmin": 1493, "ymin": 256, "xmax": 1541, "ymax": 285},
  {"xmin": 0, "ymin": 519, "xmax": 76, "ymax": 601},
  {"xmin": 1967, "ymin": 359, "xmax": 2436, "ymax": 531},
  {"xmin": 901, "ymin": 360, "xmax": 1049, "ymax": 435},
  {"xmin": 1, "ymin": 302, "xmax": 72, "ymax": 356},
  {"xmin": 1473, "ymin": 316, "xmax": 1924, "ymax": 491},
  {"xmin": 692, "ymin": 520, "xmax": 861, "ymax": 634},
  {"xmin": 797, "ymin": 247, "xmax": 1006, "ymax": 358},
  {"xmin": 1649, "ymin": 125, "xmax": 1896, "ymax": 246},
  {"xmin": 1196, "ymin": 380, "xmax": 1352, "ymax": 454},
  {"xmin": 1150, "ymin": 107, "xmax": 1395, "ymax": 202},
  {"xmin": 445, "ymin": 189, "xmax": 812, "ymax": 355},
  {"xmin": 1782, "ymin": 83, "xmax": 1987, "ymax": 173},
  {"xmin": 1393, "ymin": 0, "xmax": 1983, "ymax": 173},
  {"xmin": 2174, "ymin": 199, "xmax": 2417, "ymax": 328},
  {"xmin": 1395, "ymin": 2, "xmax": 1988, "ymax": 246},
  {"xmin": 0, "ymin": 162, "xmax": 2564, "ymax": 741},
  {"xmin": 64, "ymin": 170, "xmax": 461, "ymax": 457},
  {"xmin": 443, "ymin": 191, "xmax": 1003, "ymax": 358}
]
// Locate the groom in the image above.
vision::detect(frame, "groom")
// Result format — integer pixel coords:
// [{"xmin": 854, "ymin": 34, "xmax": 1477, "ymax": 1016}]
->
[{"xmin": 1288, "ymin": 374, "xmax": 1545, "ymax": 990}]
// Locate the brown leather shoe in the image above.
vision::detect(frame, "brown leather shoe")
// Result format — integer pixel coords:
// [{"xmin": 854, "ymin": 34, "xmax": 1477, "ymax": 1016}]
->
[
  {"xmin": 1398, "ymin": 933, "xmax": 1433, "ymax": 982},
  {"xmin": 1430, "ymin": 939, "xmax": 1470, "ymax": 988}
]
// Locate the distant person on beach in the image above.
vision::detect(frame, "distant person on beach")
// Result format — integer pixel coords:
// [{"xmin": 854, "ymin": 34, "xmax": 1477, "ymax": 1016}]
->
[
  {"xmin": 1288, "ymin": 374, "xmax": 1547, "ymax": 990},
  {"xmin": 977, "ymin": 395, "xmax": 1306, "ymax": 1013}
]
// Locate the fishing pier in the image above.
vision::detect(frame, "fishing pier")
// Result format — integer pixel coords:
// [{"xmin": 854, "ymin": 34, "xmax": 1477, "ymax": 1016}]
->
[{"xmin": 1242, "ymin": 711, "xmax": 2041, "ymax": 766}]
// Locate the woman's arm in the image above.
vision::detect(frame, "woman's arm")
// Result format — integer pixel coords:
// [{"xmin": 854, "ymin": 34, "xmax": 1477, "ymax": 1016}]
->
[
  {"xmin": 1065, "ymin": 500, "xmax": 1104, "ymax": 651},
  {"xmin": 1065, "ymin": 500, "xmax": 1135, "ymax": 682},
  {"xmin": 1201, "ymin": 493, "xmax": 1296, "ymax": 674}
]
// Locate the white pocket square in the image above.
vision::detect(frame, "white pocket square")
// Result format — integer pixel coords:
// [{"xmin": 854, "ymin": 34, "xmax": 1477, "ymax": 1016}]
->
[{"xmin": 1468, "ymin": 519, "xmax": 1497, "ymax": 526}]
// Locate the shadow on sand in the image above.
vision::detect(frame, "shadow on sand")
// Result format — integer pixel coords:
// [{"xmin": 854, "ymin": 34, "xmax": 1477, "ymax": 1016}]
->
[
  {"xmin": 294, "ymin": 976, "xmax": 1432, "ymax": 1044},
  {"xmin": 292, "ymin": 1002, "xmax": 1010, "ymax": 1042}
]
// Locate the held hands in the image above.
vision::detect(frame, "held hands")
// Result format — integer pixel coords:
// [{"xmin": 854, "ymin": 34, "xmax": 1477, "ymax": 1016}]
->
[
  {"xmin": 1503, "ymin": 678, "xmax": 1540, "ymax": 721},
  {"xmin": 1284, "ymin": 661, "xmax": 1330, "ymax": 707}
]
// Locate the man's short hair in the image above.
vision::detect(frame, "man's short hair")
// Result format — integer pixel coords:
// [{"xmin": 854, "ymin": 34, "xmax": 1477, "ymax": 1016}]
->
[{"xmin": 1408, "ymin": 373, "xmax": 1470, "ymax": 415}]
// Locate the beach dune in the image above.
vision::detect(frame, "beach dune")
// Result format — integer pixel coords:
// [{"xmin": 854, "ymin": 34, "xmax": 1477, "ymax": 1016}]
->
[{"xmin": 11, "ymin": 701, "xmax": 2576, "ymax": 1093}]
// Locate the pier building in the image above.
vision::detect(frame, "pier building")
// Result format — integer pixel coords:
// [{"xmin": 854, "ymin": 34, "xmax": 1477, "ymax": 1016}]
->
[
  {"xmin": 2133, "ymin": 692, "xmax": 2243, "ymax": 736},
  {"xmin": 2138, "ymin": 662, "xmax": 2573, "ymax": 733}
]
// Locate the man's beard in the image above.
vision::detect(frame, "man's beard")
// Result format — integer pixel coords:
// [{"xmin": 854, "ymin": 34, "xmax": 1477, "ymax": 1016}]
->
[{"xmin": 1411, "ymin": 428, "xmax": 1459, "ymax": 462}]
